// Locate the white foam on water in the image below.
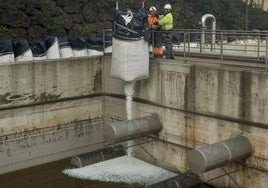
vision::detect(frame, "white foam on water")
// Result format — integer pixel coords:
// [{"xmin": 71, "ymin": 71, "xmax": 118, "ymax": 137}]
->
[
  {"xmin": 124, "ymin": 81, "xmax": 135, "ymax": 156},
  {"xmin": 63, "ymin": 156, "xmax": 177, "ymax": 186}
]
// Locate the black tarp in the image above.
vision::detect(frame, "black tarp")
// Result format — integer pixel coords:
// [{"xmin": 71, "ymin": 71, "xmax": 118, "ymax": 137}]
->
[
  {"xmin": 104, "ymin": 30, "xmax": 112, "ymax": 47},
  {"xmin": 0, "ymin": 39, "xmax": 13, "ymax": 55},
  {"xmin": 28, "ymin": 39, "xmax": 47, "ymax": 57},
  {"xmin": 42, "ymin": 35, "xmax": 57, "ymax": 49},
  {"xmin": 58, "ymin": 36, "xmax": 71, "ymax": 49},
  {"xmin": 69, "ymin": 35, "xmax": 87, "ymax": 50},
  {"xmin": 13, "ymin": 38, "xmax": 30, "ymax": 57},
  {"xmin": 87, "ymin": 35, "xmax": 103, "ymax": 51},
  {"xmin": 112, "ymin": 8, "xmax": 149, "ymax": 41}
]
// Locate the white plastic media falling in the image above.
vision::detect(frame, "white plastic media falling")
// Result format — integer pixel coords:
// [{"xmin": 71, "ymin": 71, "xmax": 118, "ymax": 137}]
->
[
  {"xmin": 63, "ymin": 156, "xmax": 177, "ymax": 186},
  {"xmin": 124, "ymin": 81, "xmax": 135, "ymax": 156}
]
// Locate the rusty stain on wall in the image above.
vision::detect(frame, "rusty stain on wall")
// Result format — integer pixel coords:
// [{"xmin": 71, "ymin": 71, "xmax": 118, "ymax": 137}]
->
[
  {"xmin": 0, "ymin": 117, "xmax": 104, "ymax": 172},
  {"xmin": 93, "ymin": 66, "xmax": 102, "ymax": 92}
]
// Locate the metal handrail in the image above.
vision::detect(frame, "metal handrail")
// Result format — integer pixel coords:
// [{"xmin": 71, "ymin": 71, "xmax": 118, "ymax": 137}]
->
[{"xmin": 103, "ymin": 29, "xmax": 268, "ymax": 72}]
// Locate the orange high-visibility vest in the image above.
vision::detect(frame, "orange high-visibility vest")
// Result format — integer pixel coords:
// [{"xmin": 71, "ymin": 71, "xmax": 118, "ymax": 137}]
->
[{"xmin": 148, "ymin": 15, "xmax": 159, "ymax": 30}]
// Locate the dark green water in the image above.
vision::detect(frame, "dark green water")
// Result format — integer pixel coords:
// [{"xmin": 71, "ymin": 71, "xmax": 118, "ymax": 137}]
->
[{"xmin": 0, "ymin": 158, "xmax": 141, "ymax": 188}]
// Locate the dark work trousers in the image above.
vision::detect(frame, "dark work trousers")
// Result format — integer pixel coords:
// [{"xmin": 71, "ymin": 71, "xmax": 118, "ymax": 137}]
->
[
  {"xmin": 163, "ymin": 31, "xmax": 174, "ymax": 59},
  {"xmin": 153, "ymin": 30, "xmax": 162, "ymax": 47}
]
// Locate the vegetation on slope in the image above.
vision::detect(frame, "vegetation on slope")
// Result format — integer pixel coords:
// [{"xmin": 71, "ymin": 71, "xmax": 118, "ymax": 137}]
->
[{"xmin": 0, "ymin": 0, "xmax": 267, "ymax": 38}]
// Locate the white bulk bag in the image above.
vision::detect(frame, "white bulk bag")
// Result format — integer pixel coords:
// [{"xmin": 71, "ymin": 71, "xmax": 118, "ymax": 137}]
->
[
  {"xmin": 0, "ymin": 53, "xmax": 14, "ymax": 63},
  {"xmin": 111, "ymin": 37, "xmax": 149, "ymax": 82},
  {"xmin": 46, "ymin": 36, "xmax": 60, "ymax": 59},
  {"xmin": 15, "ymin": 49, "xmax": 33, "ymax": 62},
  {"xmin": 58, "ymin": 36, "xmax": 73, "ymax": 58}
]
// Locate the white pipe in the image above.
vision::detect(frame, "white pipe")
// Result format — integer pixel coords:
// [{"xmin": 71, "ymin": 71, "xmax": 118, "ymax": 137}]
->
[
  {"xmin": 116, "ymin": 1, "xmax": 119, "ymax": 10},
  {"xmin": 201, "ymin": 14, "xmax": 216, "ymax": 52}
]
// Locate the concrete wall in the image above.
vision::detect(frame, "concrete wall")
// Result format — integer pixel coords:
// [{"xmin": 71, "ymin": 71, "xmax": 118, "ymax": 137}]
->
[
  {"xmin": 103, "ymin": 55, "xmax": 268, "ymax": 188},
  {"xmin": 0, "ymin": 57, "xmax": 104, "ymax": 174},
  {"xmin": 0, "ymin": 57, "xmax": 102, "ymax": 134},
  {"xmin": 1, "ymin": 53, "xmax": 268, "ymax": 187}
]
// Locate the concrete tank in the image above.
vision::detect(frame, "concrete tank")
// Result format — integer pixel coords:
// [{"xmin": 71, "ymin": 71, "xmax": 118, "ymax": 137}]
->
[
  {"xmin": 104, "ymin": 114, "xmax": 162, "ymax": 144},
  {"xmin": 187, "ymin": 135, "xmax": 254, "ymax": 174}
]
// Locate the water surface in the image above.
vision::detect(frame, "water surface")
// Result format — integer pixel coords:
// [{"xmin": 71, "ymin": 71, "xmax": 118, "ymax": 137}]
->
[{"xmin": 0, "ymin": 158, "xmax": 142, "ymax": 188}]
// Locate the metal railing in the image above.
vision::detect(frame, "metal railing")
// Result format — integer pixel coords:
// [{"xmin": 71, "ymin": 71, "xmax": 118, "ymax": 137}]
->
[{"xmin": 103, "ymin": 29, "xmax": 268, "ymax": 71}]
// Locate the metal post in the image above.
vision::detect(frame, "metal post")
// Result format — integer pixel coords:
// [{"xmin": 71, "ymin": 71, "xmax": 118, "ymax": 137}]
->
[
  {"xmin": 265, "ymin": 34, "xmax": 268, "ymax": 72},
  {"xmin": 183, "ymin": 32, "xmax": 186, "ymax": 61},
  {"xmin": 246, "ymin": 0, "xmax": 248, "ymax": 30},
  {"xmin": 257, "ymin": 32, "xmax": 260, "ymax": 59},
  {"xmin": 116, "ymin": 1, "xmax": 119, "ymax": 10},
  {"xmin": 211, "ymin": 29, "xmax": 216, "ymax": 52},
  {"xmin": 220, "ymin": 32, "xmax": 223, "ymax": 63},
  {"xmin": 245, "ymin": 32, "xmax": 248, "ymax": 55},
  {"xmin": 188, "ymin": 30, "xmax": 190, "ymax": 54},
  {"xmin": 103, "ymin": 30, "xmax": 105, "ymax": 53}
]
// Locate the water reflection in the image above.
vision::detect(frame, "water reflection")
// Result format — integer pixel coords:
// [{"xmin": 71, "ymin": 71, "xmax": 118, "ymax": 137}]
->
[{"xmin": 0, "ymin": 158, "xmax": 142, "ymax": 188}]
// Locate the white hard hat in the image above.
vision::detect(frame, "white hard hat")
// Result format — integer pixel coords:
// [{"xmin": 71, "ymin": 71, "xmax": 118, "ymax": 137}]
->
[
  {"xmin": 149, "ymin": 6, "xmax": 157, "ymax": 12},
  {"xmin": 164, "ymin": 4, "xmax": 172, "ymax": 9}
]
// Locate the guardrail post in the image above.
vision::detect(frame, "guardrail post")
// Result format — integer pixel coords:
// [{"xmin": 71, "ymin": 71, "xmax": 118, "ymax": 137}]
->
[
  {"xmin": 245, "ymin": 33, "xmax": 247, "ymax": 55},
  {"xmin": 103, "ymin": 30, "xmax": 105, "ymax": 53},
  {"xmin": 188, "ymin": 30, "xmax": 190, "ymax": 54},
  {"xmin": 220, "ymin": 31, "xmax": 223, "ymax": 63},
  {"xmin": 265, "ymin": 34, "xmax": 268, "ymax": 72},
  {"xmin": 257, "ymin": 32, "xmax": 260, "ymax": 59},
  {"xmin": 211, "ymin": 30, "xmax": 216, "ymax": 52},
  {"xmin": 183, "ymin": 32, "xmax": 186, "ymax": 62}
]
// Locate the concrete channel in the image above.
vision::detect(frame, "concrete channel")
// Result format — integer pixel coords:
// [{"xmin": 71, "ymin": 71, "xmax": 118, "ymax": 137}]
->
[{"xmin": 0, "ymin": 54, "xmax": 268, "ymax": 187}]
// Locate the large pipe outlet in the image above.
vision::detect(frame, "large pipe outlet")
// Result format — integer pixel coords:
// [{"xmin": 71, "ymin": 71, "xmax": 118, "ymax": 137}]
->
[
  {"xmin": 104, "ymin": 114, "xmax": 162, "ymax": 144},
  {"xmin": 187, "ymin": 135, "xmax": 254, "ymax": 174},
  {"xmin": 200, "ymin": 14, "xmax": 216, "ymax": 52}
]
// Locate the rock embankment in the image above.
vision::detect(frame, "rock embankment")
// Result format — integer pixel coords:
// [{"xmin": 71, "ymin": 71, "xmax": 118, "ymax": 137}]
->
[{"xmin": 0, "ymin": 0, "xmax": 118, "ymax": 38}]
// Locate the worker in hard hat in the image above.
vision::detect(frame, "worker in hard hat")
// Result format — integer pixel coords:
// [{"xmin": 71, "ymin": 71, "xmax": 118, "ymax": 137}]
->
[
  {"xmin": 148, "ymin": 6, "xmax": 163, "ymax": 58},
  {"xmin": 158, "ymin": 4, "xmax": 174, "ymax": 59}
]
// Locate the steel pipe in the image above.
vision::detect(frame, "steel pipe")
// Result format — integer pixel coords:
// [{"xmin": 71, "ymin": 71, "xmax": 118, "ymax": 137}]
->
[
  {"xmin": 71, "ymin": 145, "xmax": 125, "ymax": 167},
  {"xmin": 187, "ymin": 135, "xmax": 254, "ymax": 174},
  {"xmin": 104, "ymin": 114, "xmax": 162, "ymax": 144},
  {"xmin": 200, "ymin": 14, "xmax": 216, "ymax": 52}
]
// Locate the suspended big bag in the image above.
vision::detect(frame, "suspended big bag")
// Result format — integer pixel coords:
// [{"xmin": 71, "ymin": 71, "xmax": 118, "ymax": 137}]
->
[{"xmin": 111, "ymin": 5, "xmax": 150, "ymax": 82}]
